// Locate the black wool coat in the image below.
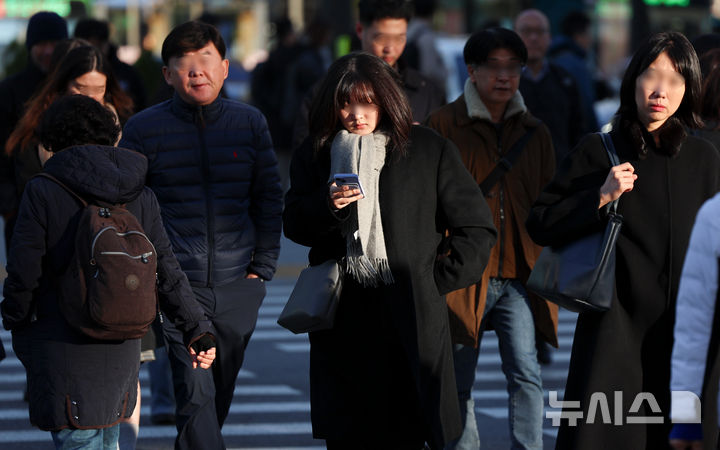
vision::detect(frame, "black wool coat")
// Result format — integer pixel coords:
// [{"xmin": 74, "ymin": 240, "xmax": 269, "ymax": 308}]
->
[
  {"xmin": 526, "ymin": 130, "xmax": 720, "ymax": 450},
  {"xmin": 2, "ymin": 145, "xmax": 213, "ymax": 431},
  {"xmin": 283, "ymin": 125, "xmax": 497, "ymax": 448}
]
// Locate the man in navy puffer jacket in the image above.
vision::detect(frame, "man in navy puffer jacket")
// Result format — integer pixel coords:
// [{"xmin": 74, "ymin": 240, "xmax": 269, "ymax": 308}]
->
[{"xmin": 120, "ymin": 21, "xmax": 282, "ymax": 450}]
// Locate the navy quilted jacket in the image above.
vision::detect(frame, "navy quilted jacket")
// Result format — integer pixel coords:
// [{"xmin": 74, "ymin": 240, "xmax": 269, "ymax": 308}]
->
[{"xmin": 120, "ymin": 93, "xmax": 283, "ymax": 286}]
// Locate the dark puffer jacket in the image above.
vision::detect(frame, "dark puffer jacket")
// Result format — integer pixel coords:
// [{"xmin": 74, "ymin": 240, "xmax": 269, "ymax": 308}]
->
[
  {"xmin": 120, "ymin": 93, "xmax": 283, "ymax": 286},
  {"xmin": 2, "ymin": 145, "xmax": 213, "ymax": 431}
]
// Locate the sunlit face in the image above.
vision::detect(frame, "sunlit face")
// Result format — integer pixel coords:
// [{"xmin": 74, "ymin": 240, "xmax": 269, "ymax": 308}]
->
[
  {"xmin": 67, "ymin": 70, "xmax": 107, "ymax": 104},
  {"xmin": 30, "ymin": 41, "xmax": 57, "ymax": 73},
  {"xmin": 356, "ymin": 18, "xmax": 407, "ymax": 68},
  {"xmin": 468, "ymin": 48, "xmax": 522, "ymax": 109},
  {"xmin": 338, "ymin": 102, "xmax": 380, "ymax": 135},
  {"xmin": 162, "ymin": 41, "xmax": 229, "ymax": 106},
  {"xmin": 635, "ymin": 51, "xmax": 686, "ymax": 132}
]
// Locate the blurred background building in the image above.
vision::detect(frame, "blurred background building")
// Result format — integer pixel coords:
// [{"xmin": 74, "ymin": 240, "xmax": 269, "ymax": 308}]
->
[{"xmin": 0, "ymin": 0, "xmax": 717, "ymax": 117}]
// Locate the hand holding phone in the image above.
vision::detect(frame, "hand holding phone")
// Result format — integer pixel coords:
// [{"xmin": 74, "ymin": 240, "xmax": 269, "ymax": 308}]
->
[{"xmin": 333, "ymin": 173, "xmax": 365, "ymax": 197}]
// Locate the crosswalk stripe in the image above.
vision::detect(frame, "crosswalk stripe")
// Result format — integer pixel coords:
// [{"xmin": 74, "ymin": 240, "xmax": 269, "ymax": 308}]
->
[
  {"xmin": 0, "ymin": 369, "xmax": 255, "ymax": 384},
  {"xmin": 472, "ymin": 389, "xmax": 565, "ymax": 400},
  {"xmin": 0, "ymin": 422, "xmax": 314, "ymax": 443}
]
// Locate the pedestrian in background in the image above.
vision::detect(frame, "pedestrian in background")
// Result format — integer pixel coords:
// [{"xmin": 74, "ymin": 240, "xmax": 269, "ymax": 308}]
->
[
  {"xmin": 120, "ymin": 21, "xmax": 283, "ymax": 450},
  {"xmin": 292, "ymin": 0, "xmax": 445, "ymax": 148},
  {"xmin": 527, "ymin": 31, "xmax": 720, "ymax": 449},
  {"xmin": 515, "ymin": 9, "xmax": 590, "ymax": 166},
  {"xmin": 74, "ymin": 18, "xmax": 147, "ymax": 111},
  {"xmin": 0, "ymin": 11, "xmax": 67, "ymax": 250},
  {"xmin": 2, "ymin": 93, "xmax": 216, "ymax": 450},
  {"xmin": 426, "ymin": 27, "xmax": 557, "ymax": 450}
]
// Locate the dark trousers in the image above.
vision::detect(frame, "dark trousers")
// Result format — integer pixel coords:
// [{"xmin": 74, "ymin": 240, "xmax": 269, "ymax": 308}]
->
[{"xmin": 163, "ymin": 276, "xmax": 266, "ymax": 450}]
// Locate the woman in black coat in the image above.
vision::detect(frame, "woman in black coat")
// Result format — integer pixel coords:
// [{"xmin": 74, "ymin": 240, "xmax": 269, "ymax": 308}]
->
[
  {"xmin": 1, "ymin": 95, "xmax": 216, "ymax": 449},
  {"xmin": 283, "ymin": 52, "xmax": 497, "ymax": 449},
  {"xmin": 526, "ymin": 32, "xmax": 720, "ymax": 449}
]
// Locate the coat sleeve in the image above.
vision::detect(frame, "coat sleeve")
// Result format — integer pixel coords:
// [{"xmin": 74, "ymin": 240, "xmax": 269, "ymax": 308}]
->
[
  {"xmin": 247, "ymin": 112, "xmax": 283, "ymax": 281},
  {"xmin": 434, "ymin": 138, "xmax": 497, "ymax": 295},
  {"xmin": 670, "ymin": 194, "xmax": 720, "ymax": 422},
  {"xmin": 1, "ymin": 181, "xmax": 47, "ymax": 330},
  {"xmin": 139, "ymin": 189, "xmax": 215, "ymax": 348},
  {"xmin": 283, "ymin": 139, "xmax": 351, "ymax": 248},
  {"xmin": 526, "ymin": 133, "xmax": 610, "ymax": 247}
]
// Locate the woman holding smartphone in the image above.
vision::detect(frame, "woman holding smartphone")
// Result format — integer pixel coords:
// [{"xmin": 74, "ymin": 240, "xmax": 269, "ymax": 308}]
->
[{"xmin": 283, "ymin": 52, "xmax": 497, "ymax": 449}]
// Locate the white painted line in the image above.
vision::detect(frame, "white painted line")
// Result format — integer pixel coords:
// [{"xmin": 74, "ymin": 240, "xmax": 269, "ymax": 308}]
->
[
  {"xmin": 474, "ymin": 368, "xmax": 569, "ymax": 382},
  {"xmin": 0, "ymin": 422, "xmax": 314, "ymax": 442},
  {"xmin": 251, "ymin": 330, "xmax": 306, "ymax": 341},
  {"xmin": 471, "ymin": 389, "xmax": 565, "ymax": 400},
  {"xmin": 0, "ymin": 369, "xmax": 255, "ymax": 384},
  {"xmin": 275, "ymin": 343, "xmax": 310, "ymax": 353},
  {"xmin": 476, "ymin": 351, "xmax": 571, "ymax": 365}
]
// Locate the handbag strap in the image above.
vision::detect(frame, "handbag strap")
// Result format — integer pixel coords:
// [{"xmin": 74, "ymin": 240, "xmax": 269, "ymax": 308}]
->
[
  {"xmin": 479, "ymin": 127, "xmax": 537, "ymax": 194},
  {"xmin": 598, "ymin": 132, "xmax": 620, "ymax": 215}
]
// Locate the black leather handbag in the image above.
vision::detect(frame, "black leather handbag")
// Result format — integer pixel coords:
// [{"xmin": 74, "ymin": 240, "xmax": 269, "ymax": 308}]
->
[
  {"xmin": 526, "ymin": 132, "xmax": 622, "ymax": 313},
  {"xmin": 277, "ymin": 260, "xmax": 343, "ymax": 333}
]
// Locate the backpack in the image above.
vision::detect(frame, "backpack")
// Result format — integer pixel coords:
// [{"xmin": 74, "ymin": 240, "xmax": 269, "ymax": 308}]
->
[{"xmin": 37, "ymin": 173, "xmax": 158, "ymax": 340}]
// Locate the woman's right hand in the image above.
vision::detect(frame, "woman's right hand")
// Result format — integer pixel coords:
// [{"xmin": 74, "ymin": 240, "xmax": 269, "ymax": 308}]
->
[
  {"xmin": 598, "ymin": 162, "xmax": 637, "ymax": 209},
  {"xmin": 329, "ymin": 182, "xmax": 364, "ymax": 210}
]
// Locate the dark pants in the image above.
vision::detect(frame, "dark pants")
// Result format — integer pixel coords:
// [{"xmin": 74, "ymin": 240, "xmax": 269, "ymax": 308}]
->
[{"xmin": 163, "ymin": 276, "xmax": 265, "ymax": 450}]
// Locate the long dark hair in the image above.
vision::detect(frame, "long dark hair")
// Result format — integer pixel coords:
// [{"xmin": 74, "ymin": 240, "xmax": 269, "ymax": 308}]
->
[
  {"xmin": 6, "ymin": 45, "xmax": 133, "ymax": 155},
  {"xmin": 308, "ymin": 52, "xmax": 412, "ymax": 156},
  {"xmin": 615, "ymin": 31, "xmax": 701, "ymax": 157}
]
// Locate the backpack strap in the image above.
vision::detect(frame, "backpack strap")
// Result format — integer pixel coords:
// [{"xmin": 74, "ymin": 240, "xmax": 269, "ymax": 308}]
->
[
  {"xmin": 479, "ymin": 126, "xmax": 537, "ymax": 195},
  {"xmin": 34, "ymin": 173, "xmax": 88, "ymax": 207}
]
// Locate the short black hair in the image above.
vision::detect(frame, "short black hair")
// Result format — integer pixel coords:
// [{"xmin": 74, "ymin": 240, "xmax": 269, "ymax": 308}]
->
[
  {"xmin": 74, "ymin": 18, "xmax": 110, "ymax": 43},
  {"xmin": 358, "ymin": 0, "xmax": 413, "ymax": 25},
  {"xmin": 463, "ymin": 27, "xmax": 528, "ymax": 66},
  {"xmin": 161, "ymin": 20, "xmax": 226, "ymax": 65},
  {"xmin": 560, "ymin": 11, "xmax": 591, "ymax": 38},
  {"xmin": 37, "ymin": 95, "xmax": 120, "ymax": 153}
]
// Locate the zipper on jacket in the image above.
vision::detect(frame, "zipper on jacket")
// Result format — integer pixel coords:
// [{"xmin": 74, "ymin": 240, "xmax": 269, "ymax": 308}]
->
[
  {"xmin": 496, "ymin": 130, "xmax": 505, "ymax": 277},
  {"xmin": 197, "ymin": 107, "xmax": 215, "ymax": 287}
]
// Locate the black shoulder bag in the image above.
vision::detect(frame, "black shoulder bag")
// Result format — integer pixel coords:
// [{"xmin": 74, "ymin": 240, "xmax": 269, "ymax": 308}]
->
[
  {"xmin": 526, "ymin": 132, "xmax": 623, "ymax": 313},
  {"xmin": 479, "ymin": 126, "xmax": 537, "ymax": 194}
]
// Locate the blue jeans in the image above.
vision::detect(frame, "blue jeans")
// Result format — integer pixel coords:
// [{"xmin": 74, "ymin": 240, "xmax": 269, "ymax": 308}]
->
[
  {"xmin": 448, "ymin": 278, "xmax": 543, "ymax": 450},
  {"xmin": 51, "ymin": 425, "xmax": 119, "ymax": 450}
]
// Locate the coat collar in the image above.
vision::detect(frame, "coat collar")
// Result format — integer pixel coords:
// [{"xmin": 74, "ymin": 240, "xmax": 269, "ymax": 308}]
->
[
  {"xmin": 170, "ymin": 92, "xmax": 223, "ymax": 125},
  {"xmin": 463, "ymin": 78, "xmax": 527, "ymax": 123}
]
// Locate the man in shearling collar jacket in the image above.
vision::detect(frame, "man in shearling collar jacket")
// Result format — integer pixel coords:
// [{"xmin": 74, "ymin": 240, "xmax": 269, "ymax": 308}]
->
[
  {"xmin": 426, "ymin": 28, "xmax": 557, "ymax": 450},
  {"xmin": 120, "ymin": 21, "xmax": 282, "ymax": 450}
]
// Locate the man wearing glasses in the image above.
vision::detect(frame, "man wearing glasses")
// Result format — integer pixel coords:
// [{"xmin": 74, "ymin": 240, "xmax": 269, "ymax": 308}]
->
[{"xmin": 426, "ymin": 28, "xmax": 557, "ymax": 450}]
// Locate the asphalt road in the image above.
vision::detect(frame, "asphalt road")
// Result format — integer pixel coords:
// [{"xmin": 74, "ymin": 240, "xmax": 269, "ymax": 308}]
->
[{"xmin": 0, "ymin": 227, "xmax": 575, "ymax": 449}]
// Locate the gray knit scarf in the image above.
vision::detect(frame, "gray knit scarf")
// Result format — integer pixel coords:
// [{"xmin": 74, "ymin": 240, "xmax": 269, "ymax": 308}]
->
[{"xmin": 329, "ymin": 130, "xmax": 394, "ymax": 286}]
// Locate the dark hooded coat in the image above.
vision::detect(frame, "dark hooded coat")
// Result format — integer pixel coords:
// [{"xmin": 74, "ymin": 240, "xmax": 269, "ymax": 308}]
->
[
  {"xmin": 283, "ymin": 125, "xmax": 497, "ymax": 448},
  {"xmin": 2, "ymin": 145, "xmax": 213, "ymax": 431}
]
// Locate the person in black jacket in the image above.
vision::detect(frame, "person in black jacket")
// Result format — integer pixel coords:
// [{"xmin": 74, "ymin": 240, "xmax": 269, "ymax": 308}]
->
[
  {"xmin": 0, "ymin": 11, "xmax": 67, "ymax": 247},
  {"xmin": 120, "ymin": 21, "xmax": 283, "ymax": 450},
  {"xmin": 2, "ymin": 94, "xmax": 216, "ymax": 449}
]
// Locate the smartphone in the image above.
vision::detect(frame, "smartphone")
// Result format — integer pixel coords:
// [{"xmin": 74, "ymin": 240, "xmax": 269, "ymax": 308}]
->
[{"xmin": 333, "ymin": 173, "xmax": 365, "ymax": 197}]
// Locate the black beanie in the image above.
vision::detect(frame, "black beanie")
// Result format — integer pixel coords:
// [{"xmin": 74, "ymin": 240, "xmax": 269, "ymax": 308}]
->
[{"xmin": 25, "ymin": 11, "xmax": 68, "ymax": 49}]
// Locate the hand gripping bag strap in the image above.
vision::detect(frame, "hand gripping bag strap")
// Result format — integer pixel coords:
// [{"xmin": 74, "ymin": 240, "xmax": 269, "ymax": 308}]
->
[{"xmin": 526, "ymin": 132, "xmax": 623, "ymax": 313}]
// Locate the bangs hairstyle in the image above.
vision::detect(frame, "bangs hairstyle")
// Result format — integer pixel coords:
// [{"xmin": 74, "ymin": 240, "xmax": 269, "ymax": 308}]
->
[
  {"xmin": 616, "ymin": 31, "xmax": 702, "ymax": 156},
  {"xmin": 463, "ymin": 27, "xmax": 528, "ymax": 66},
  {"xmin": 358, "ymin": 0, "xmax": 413, "ymax": 25},
  {"xmin": 161, "ymin": 20, "xmax": 226, "ymax": 65},
  {"xmin": 308, "ymin": 52, "xmax": 412, "ymax": 157}
]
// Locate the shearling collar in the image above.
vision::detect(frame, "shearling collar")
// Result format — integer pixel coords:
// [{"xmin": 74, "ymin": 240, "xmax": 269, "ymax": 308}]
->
[{"xmin": 463, "ymin": 78, "xmax": 527, "ymax": 122}]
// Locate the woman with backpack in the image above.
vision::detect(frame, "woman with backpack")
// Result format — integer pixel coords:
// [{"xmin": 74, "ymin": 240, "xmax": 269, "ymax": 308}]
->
[{"xmin": 1, "ymin": 94, "xmax": 216, "ymax": 450}]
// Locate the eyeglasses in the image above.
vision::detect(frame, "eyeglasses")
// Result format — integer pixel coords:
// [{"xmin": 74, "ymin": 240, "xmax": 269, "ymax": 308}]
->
[
  {"xmin": 476, "ymin": 62, "xmax": 524, "ymax": 78},
  {"xmin": 371, "ymin": 33, "xmax": 407, "ymax": 47}
]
